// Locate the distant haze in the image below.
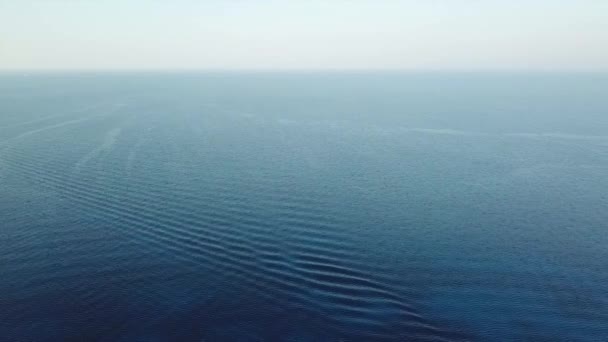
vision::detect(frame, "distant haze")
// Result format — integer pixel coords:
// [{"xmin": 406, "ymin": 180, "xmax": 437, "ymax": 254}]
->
[{"xmin": 1, "ymin": 1, "xmax": 607, "ymax": 71}]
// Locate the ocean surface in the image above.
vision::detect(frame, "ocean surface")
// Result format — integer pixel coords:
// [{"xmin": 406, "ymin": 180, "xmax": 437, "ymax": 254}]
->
[{"xmin": 1, "ymin": 72, "xmax": 607, "ymax": 341}]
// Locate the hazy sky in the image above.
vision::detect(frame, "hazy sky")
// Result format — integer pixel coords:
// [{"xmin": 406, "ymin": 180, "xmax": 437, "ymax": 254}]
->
[{"xmin": 1, "ymin": 1, "xmax": 607, "ymax": 70}]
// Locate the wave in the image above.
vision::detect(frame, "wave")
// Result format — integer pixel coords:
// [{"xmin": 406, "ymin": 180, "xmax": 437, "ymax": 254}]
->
[{"xmin": 0, "ymin": 114, "xmax": 467, "ymax": 341}]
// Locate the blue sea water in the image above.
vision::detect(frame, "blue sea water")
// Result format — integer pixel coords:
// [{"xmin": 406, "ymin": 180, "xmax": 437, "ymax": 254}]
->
[{"xmin": 1, "ymin": 72, "xmax": 607, "ymax": 341}]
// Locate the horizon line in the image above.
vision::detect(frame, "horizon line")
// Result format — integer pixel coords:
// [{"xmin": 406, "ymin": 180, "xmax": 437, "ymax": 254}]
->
[{"xmin": 1, "ymin": 68, "xmax": 608, "ymax": 74}]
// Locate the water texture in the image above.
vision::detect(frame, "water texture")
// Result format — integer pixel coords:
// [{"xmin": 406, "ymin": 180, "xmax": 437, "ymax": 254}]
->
[{"xmin": 1, "ymin": 72, "xmax": 607, "ymax": 341}]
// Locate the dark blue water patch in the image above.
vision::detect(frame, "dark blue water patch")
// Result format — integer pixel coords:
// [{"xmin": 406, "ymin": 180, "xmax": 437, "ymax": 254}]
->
[{"xmin": 1, "ymin": 72, "xmax": 607, "ymax": 341}]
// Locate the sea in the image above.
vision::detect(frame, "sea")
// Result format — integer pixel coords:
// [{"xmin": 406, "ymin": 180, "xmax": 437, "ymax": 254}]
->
[{"xmin": 1, "ymin": 72, "xmax": 607, "ymax": 341}]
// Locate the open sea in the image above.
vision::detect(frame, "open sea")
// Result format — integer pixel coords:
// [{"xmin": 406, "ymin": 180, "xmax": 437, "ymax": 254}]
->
[{"xmin": 1, "ymin": 72, "xmax": 607, "ymax": 341}]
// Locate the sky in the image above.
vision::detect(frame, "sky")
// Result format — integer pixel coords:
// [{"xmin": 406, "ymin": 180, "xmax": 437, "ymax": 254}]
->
[{"xmin": 1, "ymin": 1, "xmax": 607, "ymax": 71}]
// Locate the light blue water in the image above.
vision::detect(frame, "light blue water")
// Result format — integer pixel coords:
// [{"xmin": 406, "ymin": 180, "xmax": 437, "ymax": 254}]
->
[{"xmin": 1, "ymin": 72, "xmax": 607, "ymax": 341}]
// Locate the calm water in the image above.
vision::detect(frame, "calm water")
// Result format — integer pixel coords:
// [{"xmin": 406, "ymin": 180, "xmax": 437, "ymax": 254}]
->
[{"xmin": 1, "ymin": 72, "xmax": 607, "ymax": 341}]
